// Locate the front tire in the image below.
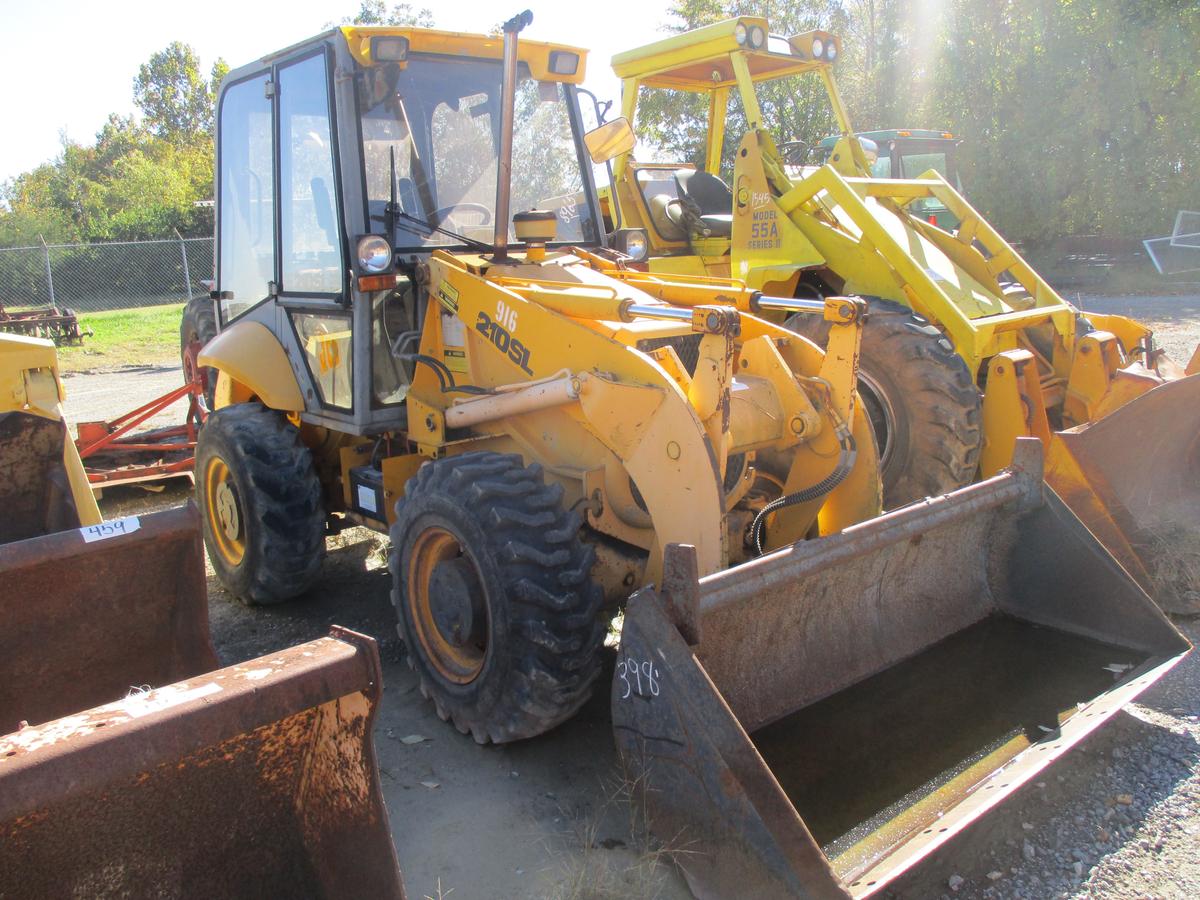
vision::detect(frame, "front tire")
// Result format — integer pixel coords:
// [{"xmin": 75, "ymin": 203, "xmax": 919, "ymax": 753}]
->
[
  {"xmin": 196, "ymin": 403, "xmax": 325, "ymax": 604},
  {"xmin": 787, "ymin": 297, "xmax": 982, "ymax": 507},
  {"xmin": 390, "ymin": 452, "xmax": 605, "ymax": 743}
]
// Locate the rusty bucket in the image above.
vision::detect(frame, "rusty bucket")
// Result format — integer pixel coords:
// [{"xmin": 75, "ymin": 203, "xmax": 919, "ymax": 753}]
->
[
  {"xmin": 612, "ymin": 440, "xmax": 1189, "ymax": 898},
  {"xmin": 0, "ymin": 502, "xmax": 217, "ymax": 731},
  {"xmin": 0, "ymin": 628, "xmax": 405, "ymax": 899},
  {"xmin": 1047, "ymin": 373, "xmax": 1200, "ymax": 614}
]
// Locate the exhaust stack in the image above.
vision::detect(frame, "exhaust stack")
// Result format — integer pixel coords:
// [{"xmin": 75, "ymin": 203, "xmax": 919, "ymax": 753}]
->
[{"xmin": 492, "ymin": 9, "xmax": 534, "ymax": 262}]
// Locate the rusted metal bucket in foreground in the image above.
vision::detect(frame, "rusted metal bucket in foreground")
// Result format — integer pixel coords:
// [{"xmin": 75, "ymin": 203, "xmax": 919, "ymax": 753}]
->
[
  {"xmin": 613, "ymin": 440, "xmax": 1189, "ymax": 899},
  {"xmin": 0, "ymin": 502, "xmax": 217, "ymax": 731},
  {"xmin": 1046, "ymin": 373, "xmax": 1200, "ymax": 614},
  {"xmin": 0, "ymin": 627, "xmax": 405, "ymax": 899}
]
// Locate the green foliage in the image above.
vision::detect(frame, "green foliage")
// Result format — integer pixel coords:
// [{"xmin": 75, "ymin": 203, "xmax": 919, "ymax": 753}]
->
[
  {"xmin": 1, "ymin": 43, "xmax": 218, "ymax": 245},
  {"xmin": 926, "ymin": 0, "xmax": 1200, "ymax": 242},
  {"xmin": 342, "ymin": 1, "xmax": 434, "ymax": 27},
  {"xmin": 133, "ymin": 41, "xmax": 224, "ymax": 144},
  {"xmin": 630, "ymin": 0, "xmax": 1200, "ymax": 242}
]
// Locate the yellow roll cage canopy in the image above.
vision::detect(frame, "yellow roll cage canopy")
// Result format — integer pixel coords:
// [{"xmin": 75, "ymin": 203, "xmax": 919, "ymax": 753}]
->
[
  {"xmin": 338, "ymin": 25, "xmax": 588, "ymax": 84},
  {"xmin": 612, "ymin": 17, "xmax": 857, "ymax": 178}
]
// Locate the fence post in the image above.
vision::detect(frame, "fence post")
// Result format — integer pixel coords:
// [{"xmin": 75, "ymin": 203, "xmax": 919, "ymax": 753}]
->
[
  {"xmin": 174, "ymin": 228, "xmax": 192, "ymax": 301},
  {"xmin": 39, "ymin": 235, "xmax": 56, "ymax": 306}
]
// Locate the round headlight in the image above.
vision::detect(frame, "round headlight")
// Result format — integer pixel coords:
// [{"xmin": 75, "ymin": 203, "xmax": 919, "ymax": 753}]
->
[
  {"xmin": 357, "ymin": 235, "xmax": 392, "ymax": 273},
  {"xmin": 826, "ymin": 41, "xmax": 838, "ymax": 62},
  {"xmin": 734, "ymin": 23, "xmax": 748, "ymax": 45},
  {"xmin": 749, "ymin": 26, "xmax": 765, "ymax": 49},
  {"xmin": 811, "ymin": 37, "xmax": 824, "ymax": 59}
]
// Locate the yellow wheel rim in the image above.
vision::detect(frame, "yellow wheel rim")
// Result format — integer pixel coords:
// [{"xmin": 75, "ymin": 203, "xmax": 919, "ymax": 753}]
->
[
  {"xmin": 204, "ymin": 456, "xmax": 246, "ymax": 566},
  {"xmin": 407, "ymin": 527, "xmax": 488, "ymax": 685}
]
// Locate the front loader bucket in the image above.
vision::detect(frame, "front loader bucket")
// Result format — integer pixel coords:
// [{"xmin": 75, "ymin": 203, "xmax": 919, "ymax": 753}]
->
[
  {"xmin": 0, "ymin": 409, "xmax": 86, "ymax": 543},
  {"xmin": 0, "ymin": 628, "xmax": 405, "ymax": 899},
  {"xmin": 613, "ymin": 440, "xmax": 1189, "ymax": 899},
  {"xmin": 1046, "ymin": 373, "xmax": 1200, "ymax": 614},
  {"xmin": 0, "ymin": 503, "xmax": 217, "ymax": 731}
]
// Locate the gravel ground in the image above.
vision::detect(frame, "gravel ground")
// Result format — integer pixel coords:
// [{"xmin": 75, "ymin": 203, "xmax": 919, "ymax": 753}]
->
[
  {"xmin": 888, "ymin": 619, "xmax": 1200, "ymax": 900},
  {"xmin": 62, "ymin": 288, "xmax": 1200, "ymax": 899}
]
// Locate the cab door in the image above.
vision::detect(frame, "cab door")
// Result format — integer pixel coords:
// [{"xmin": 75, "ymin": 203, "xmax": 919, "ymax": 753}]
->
[
  {"xmin": 216, "ymin": 69, "xmax": 276, "ymax": 325},
  {"xmin": 274, "ymin": 49, "xmax": 353, "ymax": 413}
]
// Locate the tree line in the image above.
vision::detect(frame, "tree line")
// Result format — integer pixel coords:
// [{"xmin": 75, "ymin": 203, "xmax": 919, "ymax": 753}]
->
[
  {"xmin": 634, "ymin": 0, "xmax": 1200, "ymax": 245},
  {"xmin": 3, "ymin": 1, "xmax": 1195, "ymax": 248},
  {"xmin": 0, "ymin": 2, "xmax": 430, "ymax": 248}
]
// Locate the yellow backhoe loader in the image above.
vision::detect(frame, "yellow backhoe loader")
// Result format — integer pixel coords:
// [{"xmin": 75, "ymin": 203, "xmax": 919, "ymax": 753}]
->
[
  {"xmin": 604, "ymin": 17, "xmax": 1200, "ymax": 611},
  {"xmin": 196, "ymin": 13, "xmax": 881, "ymax": 743},
  {"xmin": 192, "ymin": 14, "xmax": 1188, "ymax": 895}
]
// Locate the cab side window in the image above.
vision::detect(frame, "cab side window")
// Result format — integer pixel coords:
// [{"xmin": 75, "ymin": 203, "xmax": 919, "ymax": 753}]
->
[
  {"xmin": 279, "ymin": 53, "xmax": 343, "ymax": 296},
  {"xmin": 217, "ymin": 73, "xmax": 275, "ymax": 323}
]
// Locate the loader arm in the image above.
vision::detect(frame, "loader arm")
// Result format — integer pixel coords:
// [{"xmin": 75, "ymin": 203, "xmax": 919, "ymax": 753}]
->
[{"xmin": 406, "ymin": 250, "xmax": 879, "ymax": 582}]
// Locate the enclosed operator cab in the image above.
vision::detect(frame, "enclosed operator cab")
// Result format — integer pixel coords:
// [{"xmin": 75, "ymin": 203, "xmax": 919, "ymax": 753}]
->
[{"xmin": 210, "ymin": 26, "xmax": 602, "ymax": 434}]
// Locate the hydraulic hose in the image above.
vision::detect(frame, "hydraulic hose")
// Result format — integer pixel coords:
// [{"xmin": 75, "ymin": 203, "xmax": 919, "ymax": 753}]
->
[{"xmin": 750, "ymin": 407, "xmax": 858, "ymax": 556}]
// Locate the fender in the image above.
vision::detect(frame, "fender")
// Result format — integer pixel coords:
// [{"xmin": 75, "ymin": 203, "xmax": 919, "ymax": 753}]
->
[{"xmin": 197, "ymin": 321, "xmax": 304, "ymax": 412}]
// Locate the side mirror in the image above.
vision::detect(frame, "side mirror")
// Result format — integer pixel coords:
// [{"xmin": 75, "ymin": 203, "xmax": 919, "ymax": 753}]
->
[{"xmin": 584, "ymin": 117, "xmax": 636, "ymax": 164}]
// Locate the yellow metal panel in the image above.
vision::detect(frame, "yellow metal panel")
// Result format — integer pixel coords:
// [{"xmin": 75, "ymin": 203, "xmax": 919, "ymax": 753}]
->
[
  {"xmin": 1083, "ymin": 313, "xmax": 1151, "ymax": 355},
  {"xmin": 578, "ymin": 375, "xmax": 725, "ymax": 583},
  {"xmin": 340, "ymin": 26, "xmax": 587, "ymax": 83},
  {"xmin": 980, "ymin": 351, "xmax": 1050, "ymax": 477},
  {"xmin": 612, "ymin": 17, "xmax": 826, "ymax": 88},
  {"xmin": 0, "ymin": 335, "xmax": 101, "ymax": 526},
  {"xmin": 730, "ymin": 130, "xmax": 825, "ymax": 287},
  {"xmin": 648, "ymin": 255, "xmax": 711, "ymax": 279},
  {"xmin": 198, "ymin": 321, "xmax": 305, "ymax": 412},
  {"xmin": 705, "ymin": 89, "xmax": 729, "ymax": 174},
  {"xmin": 0, "ymin": 334, "xmax": 62, "ymax": 402}
]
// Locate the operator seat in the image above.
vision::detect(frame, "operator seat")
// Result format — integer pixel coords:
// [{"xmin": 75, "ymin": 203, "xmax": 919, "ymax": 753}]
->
[{"xmin": 674, "ymin": 170, "xmax": 733, "ymax": 237}]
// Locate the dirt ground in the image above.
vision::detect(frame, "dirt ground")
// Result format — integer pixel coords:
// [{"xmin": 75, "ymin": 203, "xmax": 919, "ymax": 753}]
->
[{"xmin": 64, "ymin": 289, "xmax": 1200, "ymax": 899}]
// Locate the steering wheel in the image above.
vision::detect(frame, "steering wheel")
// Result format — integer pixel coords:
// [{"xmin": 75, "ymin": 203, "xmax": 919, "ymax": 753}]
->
[
  {"xmin": 777, "ymin": 140, "xmax": 810, "ymax": 167},
  {"xmin": 431, "ymin": 203, "xmax": 493, "ymax": 228}
]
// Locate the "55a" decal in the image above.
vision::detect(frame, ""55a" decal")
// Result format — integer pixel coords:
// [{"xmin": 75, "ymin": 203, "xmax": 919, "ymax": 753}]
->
[{"xmin": 475, "ymin": 311, "xmax": 534, "ymax": 375}]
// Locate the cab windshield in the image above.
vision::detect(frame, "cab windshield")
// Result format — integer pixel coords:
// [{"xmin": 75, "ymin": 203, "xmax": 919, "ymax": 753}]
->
[{"xmin": 358, "ymin": 54, "xmax": 597, "ymax": 249}]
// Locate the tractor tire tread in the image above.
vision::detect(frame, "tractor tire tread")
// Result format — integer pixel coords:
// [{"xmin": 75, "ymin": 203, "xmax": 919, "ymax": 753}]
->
[
  {"xmin": 391, "ymin": 452, "xmax": 604, "ymax": 743},
  {"xmin": 787, "ymin": 296, "xmax": 982, "ymax": 506},
  {"xmin": 196, "ymin": 403, "xmax": 325, "ymax": 604}
]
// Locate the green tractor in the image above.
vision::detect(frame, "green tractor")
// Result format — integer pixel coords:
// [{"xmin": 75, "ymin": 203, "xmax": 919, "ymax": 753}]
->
[{"xmin": 814, "ymin": 128, "xmax": 963, "ymax": 230}]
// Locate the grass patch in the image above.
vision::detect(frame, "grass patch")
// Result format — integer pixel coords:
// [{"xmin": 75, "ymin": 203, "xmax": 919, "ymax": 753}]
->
[
  {"xmin": 540, "ymin": 767, "xmax": 691, "ymax": 899},
  {"xmin": 56, "ymin": 303, "xmax": 184, "ymax": 373}
]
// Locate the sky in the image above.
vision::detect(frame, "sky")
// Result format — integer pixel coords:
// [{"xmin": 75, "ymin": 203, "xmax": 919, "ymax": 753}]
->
[{"xmin": 0, "ymin": 0, "xmax": 676, "ymax": 183}]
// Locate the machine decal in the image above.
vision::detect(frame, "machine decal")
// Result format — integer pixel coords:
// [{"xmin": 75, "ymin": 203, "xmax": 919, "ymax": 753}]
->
[
  {"xmin": 441, "ymin": 313, "xmax": 468, "ymax": 374},
  {"xmin": 475, "ymin": 311, "xmax": 534, "ymax": 375},
  {"xmin": 748, "ymin": 208, "xmax": 781, "ymax": 250},
  {"xmin": 437, "ymin": 280, "xmax": 460, "ymax": 313}
]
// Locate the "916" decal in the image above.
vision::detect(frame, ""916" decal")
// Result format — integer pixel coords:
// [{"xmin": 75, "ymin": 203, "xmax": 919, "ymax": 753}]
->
[{"xmin": 475, "ymin": 309, "xmax": 534, "ymax": 375}]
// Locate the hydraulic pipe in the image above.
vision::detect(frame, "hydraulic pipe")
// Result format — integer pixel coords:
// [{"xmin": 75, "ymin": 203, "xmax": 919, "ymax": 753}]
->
[
  {"xmin": 752, "ymin": 295, "xmax": 826, "ymax": 314},
  {"xmin": 624, "ymin": 304, "xmax": 695, "ymax": 322},
  {"xmin": 492, "ymin": 10, "xmax": 533, "ymax": 262}
]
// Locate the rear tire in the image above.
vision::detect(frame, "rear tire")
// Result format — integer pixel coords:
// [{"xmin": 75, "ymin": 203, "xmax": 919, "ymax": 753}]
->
[
  {"xmin": 180, "ymin": 295, "xmax": 218, "ymax": 409},
  {"xmin": 195, "ymin": 402, "xmax": 325, "ymax": 604},
  {"xmin": 390, "ymin": 452, "xmax": 605, "ymax": 743},
  {"xmin": 786, "ymin": 297, "xmax": 982, "ymax": 507}
]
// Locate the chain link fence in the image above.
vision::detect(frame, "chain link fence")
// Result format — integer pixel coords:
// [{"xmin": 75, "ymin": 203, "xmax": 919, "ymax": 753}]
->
[{"xmin": 0, "ymin": 236, "xmax": 214, "ymax": 314}]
